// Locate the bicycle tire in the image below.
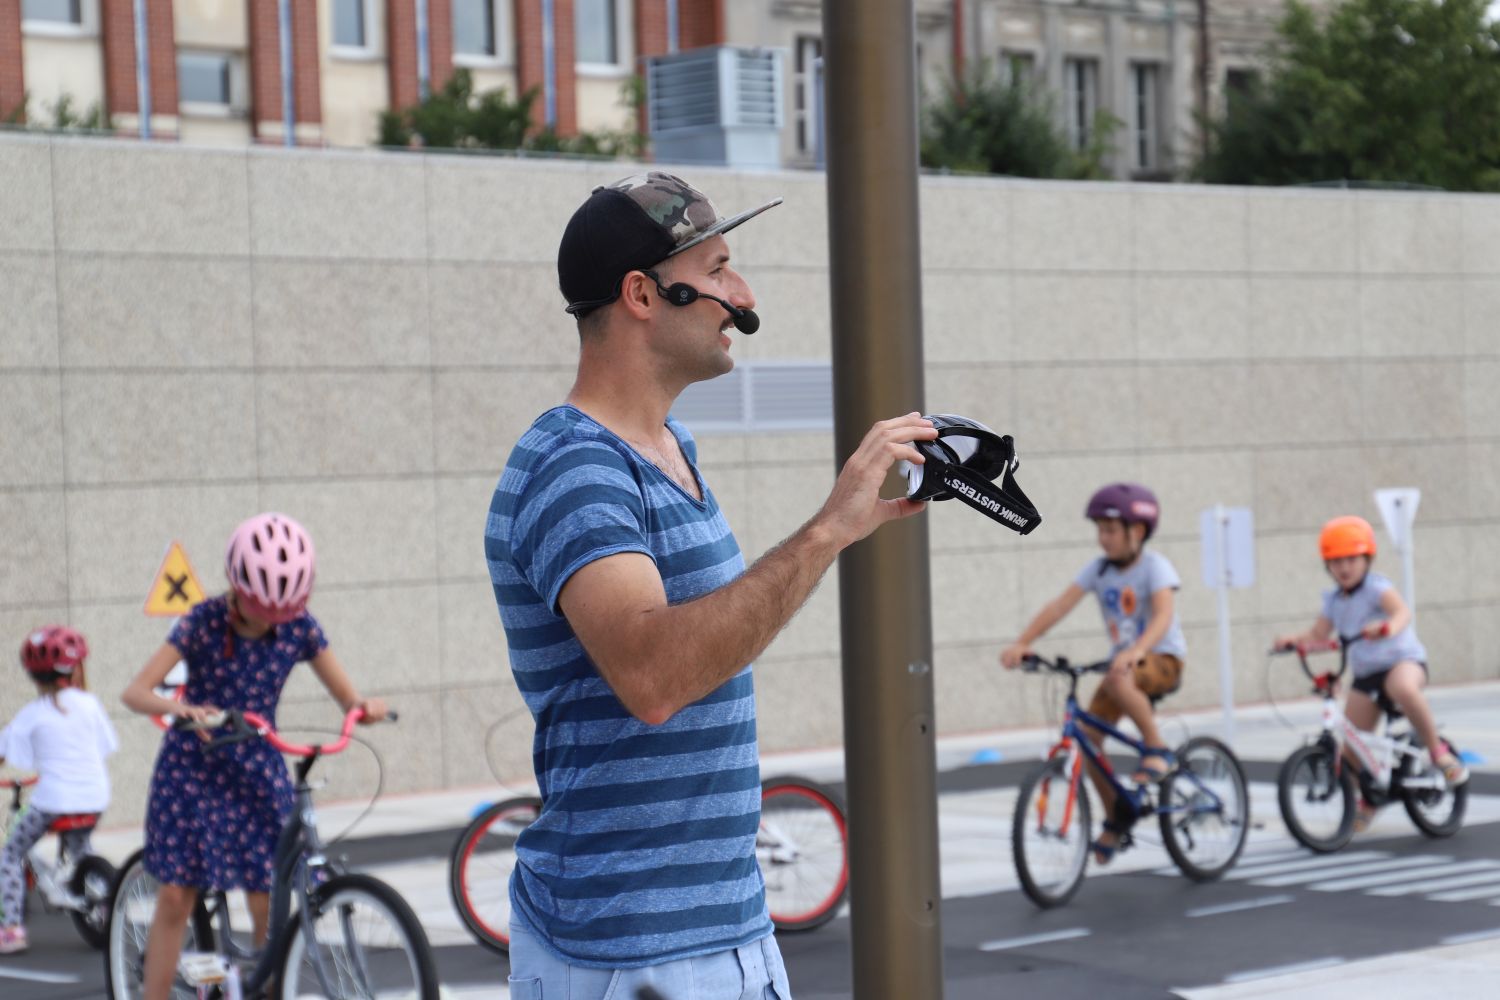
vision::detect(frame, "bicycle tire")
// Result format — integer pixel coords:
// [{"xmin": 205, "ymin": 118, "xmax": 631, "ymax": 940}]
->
[
  {"xmin": 759, "ymin": 777, "xmax": 848, "ymax": 932},
  {"xmin": 1159, "ymin": 736, "xmax": 1249, "ymax": 882},
  {"xmin": 68, "ymin": 853, "xmax": 117, "ymax": 950},
  {"xmin": 276, "ymin": 872, "xmax": 439, "ymax": 1000},
  {"xmin": 1277, "ymin": 744, "xmax": 1356, "ymax": 853},
  {"xmin": 104, "ymin": 849, "xmax": 215, "ymax": 1000},
  {"xmin": 448, "ymin": 795, "xmax": 542, "ymax": 953},
  {"xmin": 1011, "ymin": 757, "xmax": 1090, "ymax": 909},
  {"xmin": 1401, "ymin": 739, "xmax": 1467, "ymax": 838}
]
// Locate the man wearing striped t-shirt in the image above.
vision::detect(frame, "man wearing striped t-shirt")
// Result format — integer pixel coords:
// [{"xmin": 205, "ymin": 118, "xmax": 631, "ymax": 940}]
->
[{"xmin": 486, "ymin": 173, "xmax": 938, "ymax": 999}]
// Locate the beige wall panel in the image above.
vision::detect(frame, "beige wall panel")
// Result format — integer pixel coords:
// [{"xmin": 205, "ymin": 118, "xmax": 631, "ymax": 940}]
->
[
  {"xmin": 428, "ymin": 262, "xmax": 575, "ymax": 367},
  {"xmin": 1011, "ymin": 364, "xmax": 1137, "ymax": 454},
  {"xmin": 321, "ymin": 57, "xmax": 391, "ymax": 149},
  {"xmin": 925, "ymin": 363, "xmax": 1015, "ymax": 437},
  {"xmin": 21, "ymin": 37, "xmax": 106, "ymax": 122},
  {"xmin": 59, "ymin": 255, "xmax": 254, "ymax": 367},
  {"xmin": 1469, "ymin": 605, "xmax": 1500, "ymax": 684},
  {"xmin": 1464, "ymin": 522, "xmax": 1500, "ymax": 604},
  {"xmin": 1011, "ymin": 274, "xmax": 1132, "ymax": 362},
  {"xmin": 278, "ymin": 689, "xmax": 442, "ymax": 796},
  {"xmin": 1134, "ymin": 275, "xmax": 1250, "ymax": 360},
  {"xmin": 729, "ymin": 172, "xmax": 828, "ymax": 271},
  {"xmin": 1465, "ymin": 278, "xmax": 1500, "ymax": 356},
  {"xmin": 1358, "ymin": 195, "xmax": 1463, "ymax": 275},
  {"xmin": 1360, "ymin": 361, "xmax": 1464, "ymax": 442},
  {"xmin": 64, "ymin": 483, "xmax": 257, "ymax": 603},
  {"xmin": 426, "ymin": 157, "xmax": 592, "ymax": 262},
  {"xmin": 254, "ymin": 260, "xmax": 432, "ymax": 367},
  {"xmin": 575, "ymin": 75, "xmax": 633, "ymax": 133},
  {"xmin": 1249, "ymin": 277, "xmax": 1360, "ymax": 359},
  {"xmin": 258, "ymin": 477, "xmax": 438, "ymax": 586},
  {"xmin": 1415, "ymin": 606, "xmax": 1469, "ymax": 686},
  {"xmin": 51, "ymin": 142, "xmax": 249, "ymax": 254},
  {"xmin": 175, "ymin": 0, "xmax": 248, "ymax": 48},
  {"xmin": 250, "ymin": 151, "xmax": 426, "ymax": 258},
  {"xmin": 431, "ymin": 368, "xmax": 576, "ymax": 475},
  {"xmin": 178, "ymin": 117, "xmax": 255, "ymax": 149},
  {"xmin": 1361, "ymin": 442, "xmax": 1469, "ymax": 524},
  {"xmin": 0, "ymin": 139, "xmax": 55, "ymax": 252},
  {"xmin": 762, "ymin": 573, "xmax": 840, "ymax": 661},
  {"xmin": 1011, "ymin": 185, "xmax": 1132, "ymax": 272},
  {"xmin": 742, "ymin": 458, "xmax": 834, "ymax": 567},
  {"xmin": 931, "ymin": 547, "xmax": 1022, "ymax": 645},
  {"xmin": 1248, "ymin": 193, "xmax": 1359, "ymax": 274},
  {"xmin": 105, "ymin": 714, "xmax": 172, "ymax": 825},
  {"xmin": 1254, "ymin": 530, "xmax": 1334, "ymax": 621},
  {"xmin": 1464, "ymin": 359, "xmax": 1500, "ymax": 438},
  {"xmin": 65, "ymin": 598, "xmax": 189, "ymax": 707},
  {"xmin": 1134, "ymin": 188, "xmax": 1248, "ymax": 274},
  {"xmin": 0, "ymin": 491, "xmax": 69, "ymax": 605},
  {"xmin": 0, "ymin": 374, "xmax": 63, "ymax": 486},
  {"xmin": 732, "ymin": 268, "xmax": 831, "ymax": 363},
  {"xmin": 1132, "ymin": 449, "xmax": 1255, "ymax": 541},
  {"xmin": 753, "ymin": 654, "xmax": 845, "ymax": 753},
  {"xmin": 63, "ymin": 372, "xmax": 256, "ymax": 485},
  {"xmin": 1359, "ymin": 278, "xmax": 1465, "ymax": 358},
  {"xmin": 309, "ymin": 582, "xmax": 443, "ymax": 694},
  {"xmin": 1250, "ymin": 360, "xmax": 1363, "ymax": 447},
  {"xmin": 1406, "ymin": 524, "xmax": 1473, "ymax": 610},
  {"xmin": 1470, "ymin": 440, "xmax": 1500, "ymax": 520},
  {"xmin": 1459, "ymin": 195, "xmax": 1500, "ymax": 275},
  {"xmin": 440, "ymin": 681, "xmax": 534, "ymax": 790},
  {"xmin": 436, "ymin": 474, "xmax": 498, "ymax": 583},
  {"xmin": 922, "ymin": 176, "xmax": 1010, "ymax": 272},
  {"xmin": 257, "ymin": 371, "xmax": 434, "ymax": 477},
  {"xmin": 438, "ymin": 579, "xmax": 510, "ymax": 689},
  {"xmin": 0, "ymin": 253, "xmax": 59, "ymax": 368},
  {"xmin": 924, "ymin": 271, "xmax": 1010, "ymax": 365},
  {"xmin": 1252, "ymin": 446, "xmax": 1371, "ymax": 533},
  {"xmin": 1137, "ymin": 362, "xmax": 1254, "ymax": 449},
  {"xmin": 1012, "ymin": 453, "xmax": 1141, "ymax": 557}
]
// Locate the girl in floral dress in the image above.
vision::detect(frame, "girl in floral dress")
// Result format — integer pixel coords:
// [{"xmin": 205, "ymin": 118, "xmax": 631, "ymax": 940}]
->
[{"xmin": 121, "ymin": 513, "xmax": 387, "ymax": 1000}]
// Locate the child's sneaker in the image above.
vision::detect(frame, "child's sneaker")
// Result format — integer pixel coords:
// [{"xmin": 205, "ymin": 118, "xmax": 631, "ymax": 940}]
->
[
  {"xmin": 1352, "ymin": 798, "xmax": 1377, "ymax": 834},
  {"xmin": 0, "ymin": 926, "xmax": 28, "ymax": 954}
]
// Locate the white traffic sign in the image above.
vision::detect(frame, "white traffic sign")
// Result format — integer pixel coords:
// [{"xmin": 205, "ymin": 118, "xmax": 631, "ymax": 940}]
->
[
  {"xmin": 1199, "ymin": 506, "xmax": 1256, "ymax": 590},
  {"xmin": 1374, "ymin": 487, "xmax": 1421, "ymax": 551}
]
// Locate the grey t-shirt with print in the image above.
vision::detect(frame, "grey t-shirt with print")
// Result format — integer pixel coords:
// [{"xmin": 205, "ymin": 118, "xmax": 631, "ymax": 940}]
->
[
  {"xmin": 1074, "ymin": 550, "xmax": 1187, "ymax": 658},
  {"xmin": 1321, "ymin": 571, "xmax": 1427, "ymax": 678}
]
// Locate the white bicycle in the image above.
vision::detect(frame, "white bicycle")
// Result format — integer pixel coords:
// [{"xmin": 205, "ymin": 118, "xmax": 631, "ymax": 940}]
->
[
  {"xmin": 1, "ymin": 775, "xmax": 116, "ymax": 949},
  {"xmin": 1273, "ymin": 637, "xmax": 1466, "ymax": 853}
]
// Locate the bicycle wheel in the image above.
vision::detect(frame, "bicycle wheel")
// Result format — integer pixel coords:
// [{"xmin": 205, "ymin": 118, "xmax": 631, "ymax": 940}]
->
[
  {"xmin": 448, "ymin": 795, "xmax": 541, "ymax": 953},
  {"xmin": 68, "ymin": 854, "xmax": 117, "ymax": 949},
  {"xmin": 104, "ymin": 850, "xmax": 214, "ymax": 1000},
  {"xmin": 277, "ymin": 872, "xmax": 439, "ymax": 1000},
  {"xmin": 1159, "ymin": 736, "xmax": 1249, "ymax": 881},
  {"xmin": 1277, "ymin": 744, "xmax": 1356, "ymax": 853},
  {"xmin": 1011, "ymin": 757, "xmax": 1090, "ymax": 909},
  {"xmin": 759, "ymin": 778, "xmax": 848, "ymax": 932},
  {"xmin": 1401, "ymin": 739, "xmax": 1467, "ymax": 838}
]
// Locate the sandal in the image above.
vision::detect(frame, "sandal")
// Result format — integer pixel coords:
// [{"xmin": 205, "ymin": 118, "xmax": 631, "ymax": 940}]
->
[
  {"xmin": 1091, "ymin": 820, "xmax": 1130, "ymax": 866},
  {"xmin": 1131, "ymin": 750, "xmax": 1172, "ymax": 786},
  {"xmin": 1353, "ymin": 798, "xmax": 1377, "ymax": 834},
  {"xmin": 1435, "ymin": 751, "xmax": 1470, "ymax": 788}
]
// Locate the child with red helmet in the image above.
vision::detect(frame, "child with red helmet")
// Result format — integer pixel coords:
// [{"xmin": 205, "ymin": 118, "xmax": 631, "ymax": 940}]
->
[
  {"xmin": 1000, "ymin": 482, "xmax": 1187, "ymax": 863},
  {"xmin": 0, "ymin": 626, "xmax": 119, "ymax": 954},
  {"xmin": 120, "ymin": 513, "xmax": 388, "ymax": 999},
  {"xmin": 1274, "ymin": 516, "xmax": 1467, "ymax": 827}
]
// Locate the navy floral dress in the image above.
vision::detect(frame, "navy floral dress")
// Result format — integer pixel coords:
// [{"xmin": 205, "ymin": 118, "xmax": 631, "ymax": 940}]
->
[{"xmin": 143, "ymin": 595, "xmax": 327, "ymax": 892}]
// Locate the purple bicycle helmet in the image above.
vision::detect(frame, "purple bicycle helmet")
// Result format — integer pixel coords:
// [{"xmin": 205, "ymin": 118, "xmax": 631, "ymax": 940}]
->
[{"xmin": 1085, "ymin": 483, "xmax": 1160, "ymax": 540}]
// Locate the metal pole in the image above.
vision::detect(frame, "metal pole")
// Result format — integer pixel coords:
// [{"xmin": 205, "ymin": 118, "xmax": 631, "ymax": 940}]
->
[
  {"xmin": 823, "ymin": 2, "xmax": 943, "ymax": 998},
  {"xmin": 542, "ymin": 0, "xmax": 557, "ymax": 127},
  {"xmin": 666, "ymin": 0, "xmax": 679, "ymax": 53},
  {"xmin": 278, "ymin": 0, "xmax": 294, "ymax": 147},
  {"xmin": 1397, "ymin": 497, "xmax": 1416, "ymax": 612},
  {"xmin": 1214, "ymin": 505, "xmax": 1235, "ymax": 744},
  {"xmin": 132, "ymin": 0, "xmax": 151, "ymax": 138},
  {"xmin": 416, "ymin": 0, "xmax": 432, "ymax": 98}
]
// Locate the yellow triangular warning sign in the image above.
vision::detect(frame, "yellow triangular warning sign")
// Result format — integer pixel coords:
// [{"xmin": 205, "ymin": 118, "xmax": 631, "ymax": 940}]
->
[{"xmin": 144, "ymin": 542, "xmax": 208, "ymax": 617}]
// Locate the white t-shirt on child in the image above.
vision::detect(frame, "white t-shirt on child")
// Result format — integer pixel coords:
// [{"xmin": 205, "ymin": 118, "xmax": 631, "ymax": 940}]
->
[{"xmin": 0, "ymin": 688, "xmax": 118, "ymax": 814}]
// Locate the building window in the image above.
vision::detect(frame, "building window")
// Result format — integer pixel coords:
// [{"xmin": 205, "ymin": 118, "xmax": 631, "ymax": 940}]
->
[
  {"xmin": 1063, "ymin": 57, "xmax": 1099, "ymax": 151},
  {"xmin": 453, "ymin": 0, "xmax": 498, "ymax": 58},
  {"xmin": 794, "ymin": 35, "xmax": 822, "ymax": 155},
  {"xmin": 1000, "ymin": 49, "xmax": 1034, "ymax": 87},
  {"xmin": 22, "ymin": 0, "xmax": 81, "ymax": 24},
  {"xmin": 178, "ymin": 51, "xmax": 245, "ymax": 114},
  {"xmin": 1132, "ymin": 63, "xmax": 1160, "ymax": 170},
  {"xmin": 576, "ymin": 0, "xmax": 618, "ymax": 67},
  {"xmin": 1225, "ymin": 67, "xmax": 1259, "ymax": 115},
  {"xmin": 333, "ymin": 0, "xmax": 369, "ymax": 51}
]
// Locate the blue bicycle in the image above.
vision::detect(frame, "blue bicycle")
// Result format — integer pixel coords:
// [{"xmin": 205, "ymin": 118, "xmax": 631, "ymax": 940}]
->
[{"xmin": 1011, "ymin": 654, "xmax": 1249, "ymax": 908}]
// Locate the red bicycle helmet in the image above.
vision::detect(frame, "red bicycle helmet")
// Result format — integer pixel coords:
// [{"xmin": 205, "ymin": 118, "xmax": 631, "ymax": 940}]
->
[{"xmin": 20, "ymin": 626, "xmax": 89, "ymax": 684}]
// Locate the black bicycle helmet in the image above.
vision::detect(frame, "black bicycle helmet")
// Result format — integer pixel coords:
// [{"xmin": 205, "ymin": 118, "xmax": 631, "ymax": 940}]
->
[{"xmin": 899, "ymin": 414, "xmax": 1042, "ymax": 534}]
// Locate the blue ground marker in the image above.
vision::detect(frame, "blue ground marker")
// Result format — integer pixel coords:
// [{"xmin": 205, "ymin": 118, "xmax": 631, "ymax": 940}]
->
[
  {"xmin": 1459, "ymin": 749, "xmax": 1485, "ymax": 766},
  {"xmin": 471, "ymin": 800, "xmax": 494, "ymax": 819},
  {"xmin": 970, "ymin": 748, "xmax": 1004, "ymax": 765}
]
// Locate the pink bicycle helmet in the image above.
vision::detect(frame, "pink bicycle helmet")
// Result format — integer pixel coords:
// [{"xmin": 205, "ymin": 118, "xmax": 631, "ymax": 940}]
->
[
  {"xmin": 225, "ymin": 513, "xmax": 316, "ymax": 624},
  {"xmin": 20, "ymin": 625, "xmax": 89, "ymax": 683}
]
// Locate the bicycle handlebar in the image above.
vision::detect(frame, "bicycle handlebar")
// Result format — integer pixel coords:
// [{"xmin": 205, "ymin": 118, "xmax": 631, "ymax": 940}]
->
[
  {"xmin": 1269, "ymin": 634, "xmax": 1366, "ymax": 687},
  {"xmin": 174, "ymin": 707, "xmax": 396, "ymax": 756},
  {"xmin": 1020, "ymin": 653, "xmax": 1112, "ymax": 677}
]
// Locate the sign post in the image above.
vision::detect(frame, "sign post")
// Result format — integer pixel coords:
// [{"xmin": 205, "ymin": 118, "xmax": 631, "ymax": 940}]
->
[
  {"xmin": 1374, "ymin": 488, "xmax": 1421, "ymax": 611},
  {"xmin": 1200, "ymin": 506, "xmax": 1255, "ymax": 743}
]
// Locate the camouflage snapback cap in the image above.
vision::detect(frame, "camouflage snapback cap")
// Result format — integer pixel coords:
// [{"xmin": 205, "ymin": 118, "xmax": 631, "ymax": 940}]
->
[{"xmin": 558, "ymin": 171, "xmax": 782, "ymax": 316}]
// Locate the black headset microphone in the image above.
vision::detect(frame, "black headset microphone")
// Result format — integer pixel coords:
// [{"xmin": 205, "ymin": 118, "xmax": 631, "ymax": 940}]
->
[{"xmin": 648, "ymin": 271, "xmax": 761, "ymax": 335}]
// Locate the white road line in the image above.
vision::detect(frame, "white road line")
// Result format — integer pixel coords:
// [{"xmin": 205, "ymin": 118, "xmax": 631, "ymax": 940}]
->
[
  {"xmin": 0, "ymin": 967, "xmax": 83, "ymax": 984},
  {"xmin": 1441, "ymin": 927, "xmax": 1500, "ymax": 946},
  {"xmin": 1430, "ymin": 885, "xmax": 1500, "ymax": 903},
  {"xmin": 1310, "ymin": 860, "xmax": 1499, "ymax": 893},
  {"xmin": 979, "ymin": 927, "xmax": 1092, "ymax": 951},
  {"xmin": 1221, "ymin": 956, "xmax": 1346, "ymax": 984},
  {"xmin": 1368, "ymin": 867, "xmax": 1500, "ymax": 897},
  {"xmin": 1222, "ymin": 850, "xmax": 1388, "ymax": 880},
  {"xmin": 1185, "ymin": 894, "xmax": 1296, "ymax": 918},
  {"xmin": 1154, "ymin": 846, "xmax": 1308, "ymax": 876},
  {"xmin": 1250, "ymin": 854, "xmax": 1447, "ymax": 887}
]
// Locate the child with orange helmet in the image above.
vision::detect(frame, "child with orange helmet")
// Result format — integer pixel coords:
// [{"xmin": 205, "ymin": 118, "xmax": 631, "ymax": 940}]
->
[
  {"xmin": 120, "ymin": 513, "xmax": 388, "ymax": 999},
  {"xmin": 0, "ymin": 626, "xmax": 119, "ymax": 954},
  {"xmin": 1275, "ymin": 516, "xmax": 1467, "ymax": 827}
]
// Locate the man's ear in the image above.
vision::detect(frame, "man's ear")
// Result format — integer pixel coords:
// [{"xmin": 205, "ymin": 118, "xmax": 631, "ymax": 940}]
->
[{"xmin": 619, "ymin": 270, "xmax": 655, "ymax": 322}]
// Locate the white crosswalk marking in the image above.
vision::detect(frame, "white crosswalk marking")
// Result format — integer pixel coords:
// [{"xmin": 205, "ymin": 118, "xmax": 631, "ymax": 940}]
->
[
  {"xmin": 1222, "ymin": 850, "xmax": 1388, "ymax": 881},
  {"xmin": 1429, "ymin": 884, "xmax": 1500, "ymax": 903},
  {"xmin": 1250, "ymin": 854, "xmax": 1446, "ymax": 887},
  {"xmin": 1367, "ymin": 867, "xmax": 1500, "ymax": 897},
  {"xmin": 1309, "ymin": 860, "xmax": 1500, "ymax": 893}
]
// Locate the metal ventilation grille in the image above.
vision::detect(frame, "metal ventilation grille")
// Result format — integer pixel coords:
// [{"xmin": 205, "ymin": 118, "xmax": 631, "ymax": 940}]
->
[
  {"xmin": 671, "ymin": 363, "xmax": 832, "ymax": 432},
  {"xmin": 649, "ymin": 50, "xmax": 722, "ymax": 131},
  {"xmin": 733, "ymin": 50, "xmax": 780, "ymax": 127}
]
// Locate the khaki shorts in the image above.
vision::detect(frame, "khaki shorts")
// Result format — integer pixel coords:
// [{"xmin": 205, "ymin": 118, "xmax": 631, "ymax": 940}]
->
[{"xmin": 1086, "ymin": 653, "xmax": 1183, "ymax": 727}]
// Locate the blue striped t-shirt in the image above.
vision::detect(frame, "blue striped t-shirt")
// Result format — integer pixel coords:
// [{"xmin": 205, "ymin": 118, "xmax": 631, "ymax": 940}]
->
[{"xmin": 485, "ymin": 404, "xmax": 770, "ymax": 967}]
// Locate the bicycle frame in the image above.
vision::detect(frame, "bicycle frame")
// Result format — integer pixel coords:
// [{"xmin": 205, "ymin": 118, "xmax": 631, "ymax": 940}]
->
[{"xmin": 3, "ymin": 778, "xmax": 89, "ymax": 911}]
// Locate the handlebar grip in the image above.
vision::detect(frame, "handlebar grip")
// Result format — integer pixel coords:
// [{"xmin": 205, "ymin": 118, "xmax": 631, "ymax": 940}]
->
[
  {"xmin": 171, "ymin": 711, "xmax": 228, "ymax": 731},
  {"xmin": 387, "ymin": 710, "xmax": 399, "ymax": 723}
]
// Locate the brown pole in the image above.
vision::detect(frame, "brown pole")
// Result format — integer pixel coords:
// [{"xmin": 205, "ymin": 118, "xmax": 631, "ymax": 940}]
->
[{"xmin": 821, "ymin": 1, "xmax": 944, "ymax": 998}]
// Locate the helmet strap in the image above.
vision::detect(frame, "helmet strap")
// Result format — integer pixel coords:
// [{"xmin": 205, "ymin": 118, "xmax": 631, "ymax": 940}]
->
[{"xmin": 926, "ymin": 457, "xmax": 1042, "ymax": 534}]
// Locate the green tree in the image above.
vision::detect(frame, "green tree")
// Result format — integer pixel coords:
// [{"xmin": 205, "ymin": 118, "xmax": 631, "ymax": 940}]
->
[
  {"xmin": 921, "ymin": 62, "xmax": 1120, "ymax": 180},
  {"xmin": 1196, "ymin": 0, "xmax": 1500, "ymax": 190}
]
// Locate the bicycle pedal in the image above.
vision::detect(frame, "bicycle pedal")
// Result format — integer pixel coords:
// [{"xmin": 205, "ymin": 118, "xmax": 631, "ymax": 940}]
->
[{"xmin": 178, "ymin": 951, "xmax": 230, "ymax": 986}]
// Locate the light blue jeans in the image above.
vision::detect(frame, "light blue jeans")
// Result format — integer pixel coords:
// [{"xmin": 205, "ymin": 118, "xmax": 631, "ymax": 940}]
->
[{"xmin": 507, "ymin": 921, "xmax": 793, "ymax": 1000}]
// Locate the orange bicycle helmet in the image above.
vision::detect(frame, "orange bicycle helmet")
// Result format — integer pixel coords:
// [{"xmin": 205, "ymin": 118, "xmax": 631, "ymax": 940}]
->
[{"xmin": 1319, "ymin": 516, "xmax": 1376, "ymax": 561}]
